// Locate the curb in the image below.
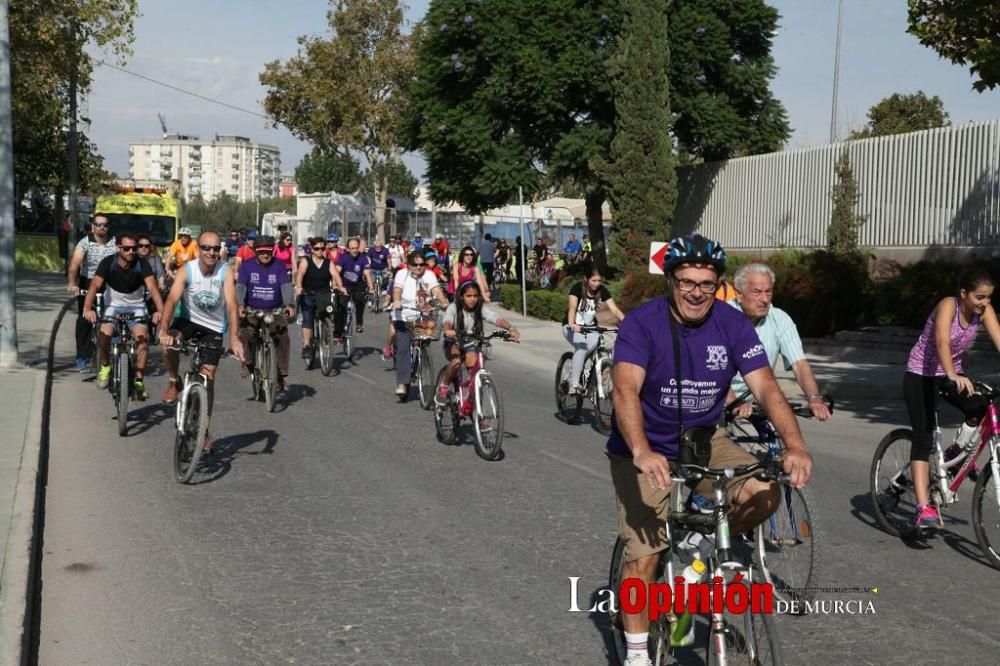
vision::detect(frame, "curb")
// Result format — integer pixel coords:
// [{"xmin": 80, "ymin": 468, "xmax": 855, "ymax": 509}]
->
[{"xmin": 0, "ymin": 297, "xmax": 72, "ymax": 665}]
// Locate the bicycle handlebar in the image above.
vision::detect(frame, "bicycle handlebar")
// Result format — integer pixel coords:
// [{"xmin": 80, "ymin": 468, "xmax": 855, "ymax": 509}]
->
[
  {"xmin": 725, "ymin": 389, "xmax": 835, "ymax": 420},
  {"xmin": 675, "ymin": 459, "xmax": 790, "ymax": 485},
  {"xmin": 576, "ymin": 325, "xmax": 618, "ymax": 334},
  {"xmin": 449, "ymin": 330, "xmax": 516, "ymax": 344}
]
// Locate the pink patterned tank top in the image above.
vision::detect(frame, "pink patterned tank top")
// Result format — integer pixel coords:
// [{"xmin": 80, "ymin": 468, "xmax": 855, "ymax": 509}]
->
[{"xmin": 906, "ymin": 297, "xmax": 979, "ymax": 377}]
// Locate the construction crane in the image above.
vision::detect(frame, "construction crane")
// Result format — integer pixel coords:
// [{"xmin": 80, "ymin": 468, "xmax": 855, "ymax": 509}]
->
[{"xmin": 158, "ymin": 113, "xmax": 168, "ymax": 137}]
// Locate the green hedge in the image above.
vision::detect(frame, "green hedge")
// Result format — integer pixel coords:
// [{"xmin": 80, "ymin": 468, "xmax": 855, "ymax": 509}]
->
[
  {"xmin": 15, "ymin": 234, "xmax": 63, "ymax": 272},
  {"xmin": 498, "ymin": 284, "xmax": 567, "ymax": 322}
]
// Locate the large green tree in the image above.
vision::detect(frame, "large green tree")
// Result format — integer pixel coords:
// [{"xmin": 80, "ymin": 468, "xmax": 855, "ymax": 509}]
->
[
  {"xmin": 849, "ymin": 91, "xmax": 949, "ymax": 138},
  {"xmin": 600, "ymin": 0, "xmax": 676, "ymax": 273},
  {"xmin": 184, "ymin": 195, "xmax": 296, "ymax": 233},
  {"xmin": 10, "ymin": 0, "xmax": 138, "ymax": 197},
  {"xmin": 260, "ymin": 0, "xmax": 418, "ymax": 241},
  {"xmin": 295, "ymin": 149, "xmax": 362, "ymax": 194},
  {"xmin": 407, "ymin": 0, "xmax": 789, "ymax": 273},
  {"xmin": 908, "ymin": 0, "xmax": 1000, "ymax": 92},
  {"xmin": 361, "ymin": 157, "xmax": 418, "ymax": 199}
]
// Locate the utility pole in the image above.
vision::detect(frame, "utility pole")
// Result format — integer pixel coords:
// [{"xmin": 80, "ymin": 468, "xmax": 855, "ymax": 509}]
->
[
  {"xmin": 0, "ymin": 0, "xmax": 19, "ymax": 365},
  {"xmin": 67, "ymin": 19, "xmax": 80, "ymax": 246},
  {"xmin": 829, "ymin": 0, "xmax": 845, "ymax": 143}
]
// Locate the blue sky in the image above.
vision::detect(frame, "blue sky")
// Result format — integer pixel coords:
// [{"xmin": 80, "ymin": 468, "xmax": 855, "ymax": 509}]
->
[{"xmin": 88, "ymin": 0, "xmax": 1000, "ymax": 180}]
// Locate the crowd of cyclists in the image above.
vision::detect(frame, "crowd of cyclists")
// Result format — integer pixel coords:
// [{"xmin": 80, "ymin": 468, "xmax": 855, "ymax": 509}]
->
[{"xmin": 69, "ymin": 215, "xmax": 1000, "ymax": 664}]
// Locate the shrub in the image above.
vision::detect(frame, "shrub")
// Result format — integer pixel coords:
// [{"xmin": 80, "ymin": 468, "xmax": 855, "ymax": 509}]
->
[
  {"xmin": 619, "ymin": 273, "xmax": 670, "ymax": 312},
  {"xmin": 498, "ymin": 284, "xmax": 567, "ymax": 322}
]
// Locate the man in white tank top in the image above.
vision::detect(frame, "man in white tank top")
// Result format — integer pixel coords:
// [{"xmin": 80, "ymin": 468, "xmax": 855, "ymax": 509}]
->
[{"xmin": 158, "ymin": 231, "xmax": 244, "ymax": 453}]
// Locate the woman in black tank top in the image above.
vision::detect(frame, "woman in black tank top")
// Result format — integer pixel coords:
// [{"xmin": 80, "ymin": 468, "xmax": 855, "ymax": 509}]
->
[{"xmin": 295, "ymin": 239, "xmax": 342, "ymax": 356}]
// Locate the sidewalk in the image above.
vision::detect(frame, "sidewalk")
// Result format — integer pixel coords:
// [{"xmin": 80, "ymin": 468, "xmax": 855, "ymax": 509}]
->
[
  {"xmin": 489, "ymin": 303, "xmax": 983, "ymax": 401},
  {"xmin": 0, "ymin": 271, "xmax": 70, "ymax": 665}
]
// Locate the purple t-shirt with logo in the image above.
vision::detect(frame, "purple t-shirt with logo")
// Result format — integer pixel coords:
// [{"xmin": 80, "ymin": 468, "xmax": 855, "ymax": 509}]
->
[
  {"xmin": 337, "ymin": 252, "xmax": 370, "ymax": 287},
  {"xmin": 367, "ymin": 247, "xmax": 390, "ymax": 271},
  {"xmin": 238, "ymin": 258, "xmax": 288, "ymax": 309},
  {"xmin": 606, "ymin": 298, "xmax": 769, "ymax": 460}
]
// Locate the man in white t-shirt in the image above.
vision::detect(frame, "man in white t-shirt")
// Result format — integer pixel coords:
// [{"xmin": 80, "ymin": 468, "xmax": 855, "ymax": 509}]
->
[
  {"xmin": 389, "ymin": 251, "xmax": 448, "ymax": 398},
  {"xmin": 387, "ymin": 236, "xmax": 407, "ymax": 270}
]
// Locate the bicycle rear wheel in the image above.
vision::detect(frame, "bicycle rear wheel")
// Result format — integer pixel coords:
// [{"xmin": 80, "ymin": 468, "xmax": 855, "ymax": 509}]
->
[
  {"xmin": 473, "ymin": 376, "xmax": 504, "ymax": 461},
  {"xmin": 710, "ymin": 574, "xmax": 784, "ymax": 665},
  {"xmin": 972, "ymin": 459, "xmax": 1000, "ymax": 569},
  {"xmin": 870, "ymin": 429, "xmax": 919, "ymax": 537},
  {"xmin": 262, "ymin": 340, "xmax": 278, "ymax": 412},
  {"xmin": 115, "ymin": 352, "xmax": 130, "ymax": 437},
  {"xmin": 318, "ymin": 319, "xmax": 335, "ymax": 376},
  {"xmin": 555, "ymin": 352, "xmax": 583, "ymax": 422},
  {"xmin": 753, "ymin": 485, "xmax": 819, "ymax": 606},
  {"xmin": 417, "ymin": 346, "xmax": 435, "ymax": 410},
  {"xmin": 173, "ymin": 383, "xmax": 208, "ymax": 484},
  {"xmin": 434, "ymin": 366, "xmax": 458, "ymax": 445},
  {"xmin": 592, "ymin": 352, "xmax": 614, "ymax": 435}
]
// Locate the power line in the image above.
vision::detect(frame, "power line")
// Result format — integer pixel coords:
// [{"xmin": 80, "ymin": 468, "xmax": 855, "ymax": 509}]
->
[{"xmin": 96, "ymin": 60, "xmax": 272, "ymax": 121}]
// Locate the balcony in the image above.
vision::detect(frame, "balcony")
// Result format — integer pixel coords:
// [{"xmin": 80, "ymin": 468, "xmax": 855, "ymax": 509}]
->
[{"xmin": 161, "ymin": 148, "xmax": 172, "ymax": 156}]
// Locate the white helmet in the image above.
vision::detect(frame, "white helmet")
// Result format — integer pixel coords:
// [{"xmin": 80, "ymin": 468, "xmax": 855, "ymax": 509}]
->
[{"xmin": 435, "ymin": 233, "xmax": 443, "ymax": 239}]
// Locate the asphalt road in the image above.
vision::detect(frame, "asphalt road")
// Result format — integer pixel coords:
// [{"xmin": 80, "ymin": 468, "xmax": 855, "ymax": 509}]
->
[{"xmin": 36, "ymin": 312, "xmax": 1000, "ymax": 665}]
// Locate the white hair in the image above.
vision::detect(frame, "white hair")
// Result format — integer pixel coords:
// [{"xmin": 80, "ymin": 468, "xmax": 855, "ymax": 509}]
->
[{"xmin": 733, "ymin": 263, "xmax": 775, "ymax": 292}]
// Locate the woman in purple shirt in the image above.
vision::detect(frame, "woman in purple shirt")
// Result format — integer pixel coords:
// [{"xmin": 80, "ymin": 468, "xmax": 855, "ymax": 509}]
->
[{"xmin": 903, "ymin": 269, "xmax": 1000, "ymax": 530}]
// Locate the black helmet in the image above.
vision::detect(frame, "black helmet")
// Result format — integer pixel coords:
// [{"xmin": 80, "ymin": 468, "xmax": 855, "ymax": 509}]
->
[{"xmin": 665, "ymin": 234, "xmax": 726, "ymax": 273}]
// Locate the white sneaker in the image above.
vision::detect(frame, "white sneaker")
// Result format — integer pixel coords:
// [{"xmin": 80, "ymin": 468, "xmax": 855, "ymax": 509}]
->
[{"xmin": 624, "ymin": 654, "xmax": 652, "ymax": 666}]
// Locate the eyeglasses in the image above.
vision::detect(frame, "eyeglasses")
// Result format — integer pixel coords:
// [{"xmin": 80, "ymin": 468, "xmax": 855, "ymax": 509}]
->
[
  {"xmin": 93, "ymin": 222, "xmax": 108, "ymax": 228},
  {"xmin": 119, "ymin": 245, "xmax": 137, "ymax": 253},
  {"xmin": 199, "ymin": 244, "xmax": 222, "ymax": 253},
  {"xmin": 312, "ymin": 245, "xmax": 325, "ymax": 251},
  {"xmin": 462, "ymin": 252, "xmax": 474, "ymax": 257},
  {"xmin": 674, "ymin": 278, "xmax": 719, "ymax": 294},
  {"xmin": 138, "ymin": 243, "xmax": 152, "ymax": 249}
]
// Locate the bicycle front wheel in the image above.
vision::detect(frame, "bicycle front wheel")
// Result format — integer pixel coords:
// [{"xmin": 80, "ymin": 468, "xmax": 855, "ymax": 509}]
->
[
  {"xmin": 754, "ymin": 485, "xmax": 819, "ymax": 606},
  {"xmin": 417, "ymin": 346, "xmax": 435, "ymax": 410},
  {"xmin": 473, "ymin": 376, "xmax": 504, "ymax": 461},
  {"xmin": 262, "ymin": 340, "xmax": 278, "ymax": 412},
  {"xmin": 318, "ymin": 319, "xmax": 335, "ymax": 376},
  {"xmin": 972, "ymin": 458, "xmax": 1000, "ymax": 569},
  {"xmin": 870, "ymin": 429, "xmax": 918, "ymax": 537},
  {"xmin": 173, "ymin": 383, "xmax": 208, "ymax": 484},
  {"xmin": 710, "ymin": 575, "xmax": 784, "ymax": 666},
  {"xmin": 608, "ymin": 539, "xmax": 674, "ymax": 665},
  {"xmin": 592, "ymin": 352, "xmax": 614, "ymax": 435},
  {"xmin": 115, "ymin": 353, "xmax": 131, "ymax": 436},
  {"xmin": 555, "ymin": 352, "xmax": 583, "ymax": 422}
]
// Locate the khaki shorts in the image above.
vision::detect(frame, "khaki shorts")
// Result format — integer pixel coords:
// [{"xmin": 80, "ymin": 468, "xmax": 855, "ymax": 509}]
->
[{"xmin": 608, "ymin": 427, "xmax": 758, "ymax": 563}]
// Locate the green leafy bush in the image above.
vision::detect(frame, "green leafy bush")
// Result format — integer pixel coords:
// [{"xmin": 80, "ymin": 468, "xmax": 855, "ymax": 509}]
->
[{"xmin": 498, "ymin": 284, "xmax": 567, "ymax": 322}]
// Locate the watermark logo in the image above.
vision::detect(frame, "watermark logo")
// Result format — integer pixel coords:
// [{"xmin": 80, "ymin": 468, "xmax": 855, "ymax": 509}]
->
[{"xmin": 567, "ymin": 576, "xmax": 774, "ymax": 620}]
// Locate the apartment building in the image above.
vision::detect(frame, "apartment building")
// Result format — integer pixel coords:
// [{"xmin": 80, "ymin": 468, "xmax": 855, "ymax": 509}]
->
[{"xmin": 128, "ymin": 134, "xmax": 281, "ymax": 202}]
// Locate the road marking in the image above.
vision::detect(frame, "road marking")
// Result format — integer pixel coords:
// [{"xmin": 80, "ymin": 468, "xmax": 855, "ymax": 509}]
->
[
  {"xmin": 342, "ymin": 369, "xmax": 380, "ymax": 388},
  {"xmin": 536, "ymin": 449, "xmax": 607, "ymax": 481}
]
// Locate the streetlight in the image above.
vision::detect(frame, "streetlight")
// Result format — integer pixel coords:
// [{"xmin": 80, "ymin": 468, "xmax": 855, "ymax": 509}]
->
[{"xmin": 829, "ymin": 0, "xmax": 845, "ymax": 143}]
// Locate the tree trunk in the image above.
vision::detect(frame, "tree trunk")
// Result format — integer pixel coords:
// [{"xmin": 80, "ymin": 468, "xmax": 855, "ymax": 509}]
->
[{"xmin": 586, "ymin": 187, "xmax": 608, "ymax": 274}]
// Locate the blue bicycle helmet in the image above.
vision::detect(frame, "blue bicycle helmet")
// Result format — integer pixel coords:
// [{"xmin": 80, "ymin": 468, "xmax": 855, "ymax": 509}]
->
[
  {"xmin": 326, "ymin": 234, "xmax": 339, "ymax": 243},
  {"xmin": 664, "ymin": 233, "xmax": 726, "ymax": 273}
]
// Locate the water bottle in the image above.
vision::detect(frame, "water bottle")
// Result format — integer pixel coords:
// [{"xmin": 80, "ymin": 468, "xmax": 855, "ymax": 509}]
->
[
  {"xmin": 955, "ymin": 421, "xmax": 981, "ymax": 452},
  {"xmin": 675, "ymin": 531, "xmax": 714, "ymax": 562},
  {"xmin": 669, "ymin": 559, "xmax": 708, "ymax": 647}
]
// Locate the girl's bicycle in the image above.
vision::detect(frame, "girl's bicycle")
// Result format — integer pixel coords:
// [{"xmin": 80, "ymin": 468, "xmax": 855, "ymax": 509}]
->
[
  {"xmin": 169, "ymin": 335, "xmax": 221, "ymax": 484},
  {"xmin": 555, "ymin": 325, "xmax": 616, "ymax": 434},
  {"xmin": 608, "ymin": 458, "xmax": 786, "ymax": 665},
  {"xmin": 725, "ymin": 391, "xmax": 833, "ymax": 606},
  {"xmin": 870, "ymin": 379, "xmax": 1000, "ymax": 567},
  {"xmin": 434, "ymin": 330, "xmax": 513, "ymax": 461}
]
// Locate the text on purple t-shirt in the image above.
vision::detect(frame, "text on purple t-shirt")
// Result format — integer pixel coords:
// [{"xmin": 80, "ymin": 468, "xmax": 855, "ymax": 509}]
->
[
  {"xmin": 337, "ymin": 252, "xmax": 370, "ymax": 287},
  {"xmin": 367, "ymin": 247, "xmax": 390, "ymax": 271},
  {"xmin": 238, "ymin": 258, "xmax": 288, "ymax": 309}
]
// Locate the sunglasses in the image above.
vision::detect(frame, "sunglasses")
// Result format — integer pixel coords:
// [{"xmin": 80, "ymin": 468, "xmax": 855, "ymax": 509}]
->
[
  {"xmin": 411, "ymin": 262, "xmax": 425, "ymax": 267},
  {"xmin": 256, "ymin": 249, "xmax": 274, "ymax": 254},
  {"xmin": 119, "ymin": 245, "xmax": 137, "ymax": 253},
  {"xmin": 199, "ymin": 244, "xmax": 222, "ymax": 253},
  {"xmin": 138, "ymin": 243, "xmax": 152, "ymax": 249},
  {"xmin": 93, "ymin": 222, "xmax": 108, "ymax": 228},
  {"xmin": 312, "ymin": 245, "xmax": 325, "ymax": 251}
]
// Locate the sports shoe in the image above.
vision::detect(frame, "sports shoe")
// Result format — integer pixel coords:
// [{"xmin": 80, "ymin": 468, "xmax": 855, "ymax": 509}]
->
[
  {"xmin": 382, "ymin": 345, "xmax": 394, "ymax": 361},
  {"xmin": 914, "ymin": 503, "xmax": 942, "ymax": 531},
  {"xmin": 133, "ymin": 378, "xmax": 148, "ymax": 401},
  {"xmin": 301, "ymin": 344, "xmax": 312, "ymax": 359},
  {"xmin": 624, "ymin": 654, "xmax": 652, "ymax": 666},
  {"xmin": 357, "ymin": 325, "xmax": 364, "ymax": 333},
  {"xmin": 162, "ymin": 379, "xmax": 181, "ymax": 405},
  {"xmin": 74, "ymin": 357, "xmax": 87, "ymax": 372},
  {"xmin": 97, "ymin": 364, "xmax": 111, "ymax": 389}
]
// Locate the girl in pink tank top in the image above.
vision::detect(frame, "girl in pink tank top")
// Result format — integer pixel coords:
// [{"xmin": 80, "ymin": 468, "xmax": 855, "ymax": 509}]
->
[{"xmin": 903, "ymin": 269, "xmax": 1000, "ymax": 532}]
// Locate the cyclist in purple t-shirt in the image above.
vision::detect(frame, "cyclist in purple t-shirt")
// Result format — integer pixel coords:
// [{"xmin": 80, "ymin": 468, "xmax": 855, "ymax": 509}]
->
[
  {"xmin": 334, "ymin": 238, "xmax": 375, "ymax": 337},
  {"xmin": 608, "ymin": 234, "xmax": 813, "ymax": 663}
]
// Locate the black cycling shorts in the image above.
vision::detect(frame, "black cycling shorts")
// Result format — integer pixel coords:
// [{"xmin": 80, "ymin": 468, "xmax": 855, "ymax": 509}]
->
[{"xmin": 168, "ymin": 317, "xmax": 225, "ymax": 366}]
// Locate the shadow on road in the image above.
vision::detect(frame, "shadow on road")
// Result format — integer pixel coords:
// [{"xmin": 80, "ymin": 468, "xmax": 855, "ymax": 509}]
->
[
  {"xmin": 191, "ymin": 429, "xmax": 280, "ymax": 484},
  {"xmin": 273, "ymin": 383, "xmax": 317, "ymax": 412},
  {"xmin": 122, "ymin": 402, "xmax": 174, "ymax": 437}
]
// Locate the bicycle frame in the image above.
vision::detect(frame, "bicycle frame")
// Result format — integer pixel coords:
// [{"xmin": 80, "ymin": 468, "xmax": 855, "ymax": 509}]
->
[
  {"xmin": 933, "ymin": 401, "xmax": 1000, "ymax": 505},
  {"xmin": 174, "ymin": 345, "xmax": 210, "ymax": 431}
]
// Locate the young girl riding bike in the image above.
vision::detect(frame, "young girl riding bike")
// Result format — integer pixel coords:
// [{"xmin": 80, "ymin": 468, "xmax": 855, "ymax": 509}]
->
[
  {"xmin": 438, "ymin": 281, "xmax": 519, "ymax": 399},
  {"xmin": 904, "ymin": 268, "xmax": 1000, "ymax": 530}
]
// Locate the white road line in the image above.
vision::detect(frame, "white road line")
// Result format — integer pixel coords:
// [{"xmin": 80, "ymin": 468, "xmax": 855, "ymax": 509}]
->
[
  {"xmin": 536, "ymin": 449, "xmax": 607, "ymax": 481},
  {"xmin": 342, "ymin": 368, "xmax": 381, "ymax": 388}
]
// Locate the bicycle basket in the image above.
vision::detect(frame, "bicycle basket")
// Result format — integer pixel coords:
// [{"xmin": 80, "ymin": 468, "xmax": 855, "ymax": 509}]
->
[{"xmin": 406, "ymin": 311, "xmax": 442, "ymax": 341}]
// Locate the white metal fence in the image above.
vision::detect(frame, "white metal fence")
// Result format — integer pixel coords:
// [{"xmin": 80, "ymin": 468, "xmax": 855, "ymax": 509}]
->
[{"xmin": 673, "ymin": 119, "xmax": 1000, "ymax": 250}]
